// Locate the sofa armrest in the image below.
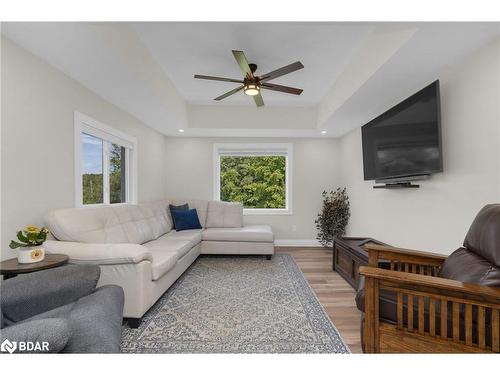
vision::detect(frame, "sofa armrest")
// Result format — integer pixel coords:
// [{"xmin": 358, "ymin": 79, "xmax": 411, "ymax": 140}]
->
[
  {"xmin": 0, "ymin": 318, "xmax": 71, "ymax": 353},
  {"xmin": 1, "ymin": 264, "xmax": 100, "ymax": 323},
  {"xmin": 44, "ymin": 240, "xmax": 152, "ymax": 265}
]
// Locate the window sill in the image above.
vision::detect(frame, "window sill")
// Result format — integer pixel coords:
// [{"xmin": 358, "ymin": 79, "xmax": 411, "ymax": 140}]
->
[
  {"xmin": 243, "ymin": 208, "xmax": 293, "ymax": 216},
  {"xmin": 78, "ymin": 202, "xmax": 133, "ymax": 208}
]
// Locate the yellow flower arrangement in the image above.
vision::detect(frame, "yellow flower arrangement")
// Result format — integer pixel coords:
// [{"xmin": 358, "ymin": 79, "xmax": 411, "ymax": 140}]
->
[
  {"xmin": 9, "ymin": 225, "xmax": 50, "ymax": 249},
  {"xmin": 26, "ymin": 225, "xmax": 40, "ymax": 233}
]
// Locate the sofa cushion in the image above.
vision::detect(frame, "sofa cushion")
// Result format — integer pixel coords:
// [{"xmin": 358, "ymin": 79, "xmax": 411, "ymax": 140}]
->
[
  {"xmin": 109, "ymin": 205, "xmax": 156, "ymax": 243},
  {"xmin": 143, "ymin": 235, "xmax": 198, "ymax": 279},
  {"xmin": 356, "ymin": 276, "xmax": 400, "ymax": 324},
  {"xmin": 169, "ymin": 199, "xmax": 209, "ymax": 227},
  {"xmin": 440, "ymin": 247, "xmax": 500, "ymax": 287},
  {"xmin": 45, "ymin": 206, "xmax": 125, "ymax": 243},
  {"xmin": 169, "ymin": 203, "xmax": 189, "ymax": 229},
  {"xmin": 45, "ymin": 203, "xmax": 171, "ymax": 244},
  {"xmin": 202, "ymin": 225, "xmax": 274, "ymax": 242},
  {"xmin": 164, "ymin": 229, "xmax": 202, "ymax": 247},
  {"xmin": 145, "ymin": 235, "xmax": 193, "ymax": 258},
  {"xmin": 464, "ymin": 204, "xmax": 500, "ymax": 267},
  {"xmin": 171, "ymin": 208, "xmax": 202, "ymax": 231},
  {"xmin": 146, "ymin": 248, "xmax": 180, "ymax": 281},
  {"xmin": 139, "ymin": 199, "xmax": 173, "ymax": 237},
  {"xmin": 206, "ymin": 201, "xmax": 243, "ymax": 228}
]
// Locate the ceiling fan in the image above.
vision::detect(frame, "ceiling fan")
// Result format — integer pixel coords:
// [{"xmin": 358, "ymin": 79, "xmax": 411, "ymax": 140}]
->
[{"xmin": 194, "ymin": 50, "xmax": 304, "ymax": 107}]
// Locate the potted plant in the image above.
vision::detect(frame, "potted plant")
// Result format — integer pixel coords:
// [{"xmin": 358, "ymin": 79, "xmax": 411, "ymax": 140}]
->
[
  {"xmin": 315, "ymin": 188, "xmax": 350, "ymax": 247},
  {"xmin": 9, "ymin": 225, "xmax": 49, "ymax": 263}
]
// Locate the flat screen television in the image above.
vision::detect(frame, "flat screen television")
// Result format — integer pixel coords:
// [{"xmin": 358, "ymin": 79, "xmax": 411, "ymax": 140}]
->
[{"xmin": 362, "ymin": 80, "xmax": 442, "ymax": 182}]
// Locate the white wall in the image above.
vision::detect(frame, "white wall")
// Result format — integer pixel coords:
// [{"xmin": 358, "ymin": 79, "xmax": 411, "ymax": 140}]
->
[
  {"xmin": 164, "ymin": 137, "xmax": 341, "ymax": 243},
  {"xmin": 3, "ymin": 34, "xmax": 498, "ymax": 258},
  {"xmin": 188, "ymin": 105, "xmax": 317, "ymax": 129},
  {"xmin": 338, "ymin": 38, "xmax": 500, "ymax": 254},
  {"xmin": 1, "ymin": 38, "xmax": 170, "ymax": 259}
]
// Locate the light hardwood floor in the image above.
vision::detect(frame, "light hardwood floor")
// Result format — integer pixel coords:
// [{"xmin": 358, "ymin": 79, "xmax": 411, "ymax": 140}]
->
[{"xmin": 275, "ymin": 246, "xmax": 363, "ymax": 353}]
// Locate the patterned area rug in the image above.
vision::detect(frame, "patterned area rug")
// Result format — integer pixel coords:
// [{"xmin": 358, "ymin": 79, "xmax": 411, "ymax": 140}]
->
[{"xmin": 121, "ymin": 254, "xmax": 350, "ymax": 353}]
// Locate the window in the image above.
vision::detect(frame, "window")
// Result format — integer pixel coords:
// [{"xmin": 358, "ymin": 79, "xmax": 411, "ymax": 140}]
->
[
  {"xmin": 214, "ymin": 143, "xmax": 293, "ymax": 215},
  {"xmin": 81, "ymin": 133, "xmax": 104, "ymax": 204},
  {"xmin": 74, "ymin": 112, "xmax": 137, "ymax": 206}
]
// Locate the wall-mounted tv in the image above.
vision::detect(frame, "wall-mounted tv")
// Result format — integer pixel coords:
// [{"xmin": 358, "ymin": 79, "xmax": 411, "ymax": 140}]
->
[{"xmin": 362, "ymin": 80, "xmax": 442, "ymax": 182}]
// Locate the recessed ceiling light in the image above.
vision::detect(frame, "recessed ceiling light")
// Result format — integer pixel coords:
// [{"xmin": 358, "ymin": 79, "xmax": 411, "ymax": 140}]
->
[
  {"xmin": 178, "ymin": 129, "xmax": 185, "ymax": 133},
  {"xmin": 321, "ymin": 130, "xmax": 327, "ymax": 134}
]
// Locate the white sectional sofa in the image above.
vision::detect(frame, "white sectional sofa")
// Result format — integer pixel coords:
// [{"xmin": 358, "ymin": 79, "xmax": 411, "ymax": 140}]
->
[{"xmin": 43, "ymin": 199, "xmax": 274, "ymax": 326}]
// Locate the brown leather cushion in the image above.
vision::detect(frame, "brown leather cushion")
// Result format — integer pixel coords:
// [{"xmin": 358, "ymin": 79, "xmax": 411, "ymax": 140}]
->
[
  {"xmin": 356, "ymin": 276, "xmax": 399, "ymax": 324},
  {"xmin": 464, "ymin": 204, "xmax": 500, "ymax": 267},
  {"xmin": 440, "ymin": 247, "xmax": 500, "ymax": 287}
]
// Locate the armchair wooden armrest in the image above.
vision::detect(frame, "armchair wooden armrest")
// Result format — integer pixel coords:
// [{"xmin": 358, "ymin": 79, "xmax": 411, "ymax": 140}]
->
[
  {"xmin": 365, "ymin": 244, "xmax": 447, "ymax": 276},
  {"xmin": 359, "ymin": 266, "xmax": 500, "ymax": 303},
  {"xmin": 359, "ymin": 266, "xmax": 500, "ymax": 353}
]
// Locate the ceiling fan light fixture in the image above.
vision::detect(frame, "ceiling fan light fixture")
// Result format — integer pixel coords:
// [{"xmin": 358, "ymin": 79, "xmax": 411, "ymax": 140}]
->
[
  {"xmin": 244, "ymin": 83, "xmax": 260, "ymax": 96},
  {"xmin": 194, "ymin": 50, "xmax": 304, "ymax": 107}
]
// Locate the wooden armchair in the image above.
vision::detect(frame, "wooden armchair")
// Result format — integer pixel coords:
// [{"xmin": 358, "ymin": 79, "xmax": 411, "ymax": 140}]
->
[{"xmin": 359, "ymin": 243, "xmax": 500, "ymax": 353}]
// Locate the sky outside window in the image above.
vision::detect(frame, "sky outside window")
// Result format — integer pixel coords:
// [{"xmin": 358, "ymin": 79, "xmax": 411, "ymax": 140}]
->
[{"xmin": 82, "ymin": 133, "xmax": 103, "ymax": 174}]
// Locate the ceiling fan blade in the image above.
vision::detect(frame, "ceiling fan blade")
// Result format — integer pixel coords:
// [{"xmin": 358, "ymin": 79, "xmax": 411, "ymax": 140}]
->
[
  {"xmin": 214, "ymin": 85, "xmax": 244, "ymax": 101},
  {"xmin": 259, "ymin": 61, "xmax": 304, "ymax": 82},
  {"xmin": 261, "ymin": 82, "xmax": 303, "ymax": 95},
  {"xmin": 194, "ymin": 74, "xmax": 244, "ymax": 84},
  {"xmin": 232, "ymin": 50, "xmax": 254, "ymax": 79},
  {"xmin": 253, "ymin": 93, "xmax": 264, "ymax": 107}
]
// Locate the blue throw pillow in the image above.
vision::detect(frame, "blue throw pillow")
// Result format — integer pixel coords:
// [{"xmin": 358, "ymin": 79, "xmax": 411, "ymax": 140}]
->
[
  {"xmin": 171, "ymin": 208, "xmax": 202, "ymax": 231},
  {"xmin": 169, "ymin": 203, "xmax": 189, "ymax": 229}
]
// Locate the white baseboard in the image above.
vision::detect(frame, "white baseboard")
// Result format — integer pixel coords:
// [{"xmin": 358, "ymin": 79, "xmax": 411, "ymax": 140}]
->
[{"xmin": 274, "ymin": 239, "xmax": 323, "ymax": 247}]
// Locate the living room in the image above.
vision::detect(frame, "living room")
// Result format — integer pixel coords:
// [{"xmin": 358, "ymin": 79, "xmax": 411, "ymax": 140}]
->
[{"xmin": 1, "ymin": 0, "xmax": 500, "ymax": 372}]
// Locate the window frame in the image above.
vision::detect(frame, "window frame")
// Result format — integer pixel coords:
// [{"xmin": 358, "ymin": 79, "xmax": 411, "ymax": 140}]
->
[
  {"xmin": 213, "ymin": 143, "xmax": 293, "ymax": 216},
  {"xmin": 74, "ymin": 111, "xmax": 138, "ymax": 207}
]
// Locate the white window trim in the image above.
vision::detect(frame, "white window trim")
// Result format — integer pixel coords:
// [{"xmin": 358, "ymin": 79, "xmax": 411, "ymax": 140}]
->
[
  {"xmin": 74, "ymin": 111, "xmax": 138, "ymax": 207},
  {"xmin": 213, "ymin": 143, "xmax": 293, "ymax": 215}
]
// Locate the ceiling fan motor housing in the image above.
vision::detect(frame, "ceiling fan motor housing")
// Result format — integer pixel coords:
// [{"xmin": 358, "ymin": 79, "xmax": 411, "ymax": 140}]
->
[{"xmin": 244, "ymin": 76, "xmax": 260, "ymax": 86}]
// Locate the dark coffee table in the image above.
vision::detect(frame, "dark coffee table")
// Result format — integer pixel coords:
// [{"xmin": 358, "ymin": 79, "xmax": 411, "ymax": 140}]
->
[{"xmin": 0, "ymin": 253, "xmax": 69, "ymax": 280}]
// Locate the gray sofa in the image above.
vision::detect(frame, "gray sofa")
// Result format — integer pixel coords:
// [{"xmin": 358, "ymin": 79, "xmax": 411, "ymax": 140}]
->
[{"xmin": 0, "ymin": 264, "xmax": 124, "ymax": 353}]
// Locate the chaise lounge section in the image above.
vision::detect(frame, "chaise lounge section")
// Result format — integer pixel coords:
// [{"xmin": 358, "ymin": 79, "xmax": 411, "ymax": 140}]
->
[{"xmin": 43, "ymin": 199, "xmax": 274, "ymax": 326}]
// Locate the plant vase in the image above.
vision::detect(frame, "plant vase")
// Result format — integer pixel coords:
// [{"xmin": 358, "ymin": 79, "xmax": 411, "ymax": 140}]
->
[{"xmin": 17, "ymin": 246, "xmax": 45, "ymax": 264}]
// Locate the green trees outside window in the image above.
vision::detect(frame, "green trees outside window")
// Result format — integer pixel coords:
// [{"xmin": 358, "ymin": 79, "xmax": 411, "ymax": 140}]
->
[
  {"xmin": 82, "ymin": 174, "xmax": 104, "ymax": 205},
  {"xmin": 220, "ymin": 156, "xmax": 286, "ymax": 209},
  {"xmin": 82, "ymin": 133, "xmax": 126, "ymax": 205},
  {"xmin": 82, "ymin": 133, "xmax": 103, "ymax": 205},
  {"xmin": 109, "ymin": 144, "xmax": 126, "ymax": 204}
]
